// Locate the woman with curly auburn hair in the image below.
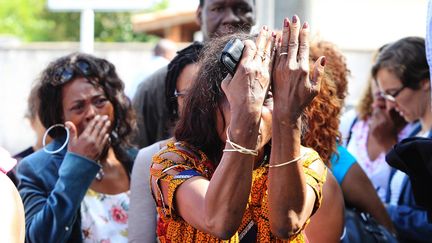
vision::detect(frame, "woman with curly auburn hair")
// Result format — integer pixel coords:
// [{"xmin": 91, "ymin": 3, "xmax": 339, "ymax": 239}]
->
[
  {"xmin": 17, "ymin": 52, "xmax": 137, "ymax": 242},
  {"xmin": 303, "ymin": 40, "xmax": 345, "ymax": 243},
  {"xmin": 304, "ymin": 41, "xmax": 396, "ymax": 242}
]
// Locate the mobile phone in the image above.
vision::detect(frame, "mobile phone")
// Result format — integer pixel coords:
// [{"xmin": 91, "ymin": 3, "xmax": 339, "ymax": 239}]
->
[{"xmin": 220, "ymin": 38, "xmax": 245, "ymax": 75}]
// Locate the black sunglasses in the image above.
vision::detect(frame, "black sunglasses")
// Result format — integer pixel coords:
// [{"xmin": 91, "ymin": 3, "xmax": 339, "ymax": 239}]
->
[{"xmin": 52, "ymin": 60, "xmax": 92, "ymax": 86}]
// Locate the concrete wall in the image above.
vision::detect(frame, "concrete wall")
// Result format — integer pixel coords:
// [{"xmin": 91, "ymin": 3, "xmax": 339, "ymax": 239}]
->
[{"xmin": 0, "ymin": 42, "xmax": 157, "ymax": 154}]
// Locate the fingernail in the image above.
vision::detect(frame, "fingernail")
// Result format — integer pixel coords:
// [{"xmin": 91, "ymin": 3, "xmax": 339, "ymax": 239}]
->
[
  {"xmin": 303, "ymin": 22, "xmax": 308, "ymax": 29},
  {"xmin": 284, "ymin": 18, "xmax": 289, "ymax": 27},
  {"xmin": 292, "ymin": 15, "xmax": 298, "ymax": 24},
  {"xmin": 320, "ymin": 57, "xmax": 326, "ymax": 66},
  {"xmin": 95, "ymin": 115, "xmax": 100, "ymax": 119},
  {"xmin": 102, "ymin": 115, "xmax": 108, "ymax": 120}
]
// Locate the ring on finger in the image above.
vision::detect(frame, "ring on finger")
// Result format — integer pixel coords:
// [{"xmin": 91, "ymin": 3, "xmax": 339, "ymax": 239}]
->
[{"xmin": 279, "ymin": 52, "xmax": 288, "ymax": 57}]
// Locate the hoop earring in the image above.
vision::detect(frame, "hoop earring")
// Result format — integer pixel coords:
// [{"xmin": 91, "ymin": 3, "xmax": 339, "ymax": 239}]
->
[{"xmin": 43, "ymin": 124, "xmax": 70, "ymax": 154}]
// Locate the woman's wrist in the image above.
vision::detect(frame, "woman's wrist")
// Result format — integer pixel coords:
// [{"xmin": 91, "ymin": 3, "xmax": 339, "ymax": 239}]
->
[
  {"xmin": 273, "ymin": 103, "xmax": 304, "ymax": 123},
  {"xmin": 228, "ymin": 110, "xmax": 261, "ymax": 150},
  {"xmin": 272, "ymin": 111, "xmax": 302, "ymax": 130}
]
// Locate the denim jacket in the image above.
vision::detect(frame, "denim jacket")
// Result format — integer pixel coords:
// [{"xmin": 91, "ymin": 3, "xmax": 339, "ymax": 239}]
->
[
  {"xmin": 386, "ymin": 169, "xmax": 432, "ymax": 242},
  {"xmin": 17, "ymin": 138, "xmax": 135, "ymax": 243}
]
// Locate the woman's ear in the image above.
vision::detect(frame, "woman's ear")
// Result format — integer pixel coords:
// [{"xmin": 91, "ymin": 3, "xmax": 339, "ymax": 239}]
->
[
  {"xmin": 421, "ymin": 78, "xmax": 431, "ymax": 91},
  {"xmin": 196, "ymin": 6, "xmax": 203, "ymax": 27}
]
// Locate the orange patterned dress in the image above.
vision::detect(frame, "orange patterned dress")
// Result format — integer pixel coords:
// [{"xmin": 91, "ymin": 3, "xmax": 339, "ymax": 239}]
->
[{"xmin": 150, "ymin": 142, "xmax": 327, "ymax": 243}]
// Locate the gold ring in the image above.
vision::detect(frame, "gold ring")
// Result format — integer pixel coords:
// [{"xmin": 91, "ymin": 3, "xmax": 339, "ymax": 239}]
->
[{"xmin": 279, "ymin": 52, "xmax": 288, "ymax": 57}]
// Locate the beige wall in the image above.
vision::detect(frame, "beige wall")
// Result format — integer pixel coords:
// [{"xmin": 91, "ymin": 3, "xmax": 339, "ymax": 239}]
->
[{"xmin": 0, "ymin": 42, "xmax": 158, "ymax": 154}]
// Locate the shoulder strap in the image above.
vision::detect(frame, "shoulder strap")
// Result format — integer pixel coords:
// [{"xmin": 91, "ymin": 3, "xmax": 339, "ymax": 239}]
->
[
  {"xmin": 408, "ymin": 122, "xmax": 422, "ymax": 137},
  {"xmin": 345, "ymin": 116, "xmax": 358, "ymax": 146}
]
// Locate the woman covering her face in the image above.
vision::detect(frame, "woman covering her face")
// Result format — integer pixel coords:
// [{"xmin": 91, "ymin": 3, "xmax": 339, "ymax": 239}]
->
[
  {"xmin": 17, "ymin": 53, "xmax": 137, "ymax": 242},
  {"xmin": 149, "ymin": 16, "xmax": 327, "ymax": 242}
]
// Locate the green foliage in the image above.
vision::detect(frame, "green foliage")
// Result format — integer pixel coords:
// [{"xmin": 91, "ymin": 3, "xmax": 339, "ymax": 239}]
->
[{"xmin": 0, "ymin": 0, "xmax": 169, "ymax": 42}]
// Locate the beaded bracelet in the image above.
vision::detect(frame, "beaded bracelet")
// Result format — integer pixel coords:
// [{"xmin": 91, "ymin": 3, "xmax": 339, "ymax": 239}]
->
[
  {"xmin": 223, "ymin": 126, "xmax": 258, "ymax": 156},
  {"xmin": 268, "ymin": 152, "xmax": 306, "ymax": 168}
]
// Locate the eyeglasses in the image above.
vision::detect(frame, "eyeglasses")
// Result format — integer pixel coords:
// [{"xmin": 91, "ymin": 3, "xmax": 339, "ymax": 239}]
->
[
  {"xmin": 174, "ymin": 89, "xmax": 187, "ymax": 98},
  {"xmin": 379, "ymin": 85, "xmax": 406, "ymax": 102},
  {"xmin": 52, "ymin": 60, "xmax": 92, "ymax": 86}
]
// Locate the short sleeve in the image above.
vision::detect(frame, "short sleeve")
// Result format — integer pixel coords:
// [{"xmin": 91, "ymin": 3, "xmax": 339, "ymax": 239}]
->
[
  {"xmin": 302, "ymin": 149, "xmax": 328, "ymax": 216},
  {"xmin": 150, "ymin": 144, "xmax": 205, "ymax": 220},
  {"xmin": 330, "ymin": 145, "xmax": 357, "ymax": 184}
]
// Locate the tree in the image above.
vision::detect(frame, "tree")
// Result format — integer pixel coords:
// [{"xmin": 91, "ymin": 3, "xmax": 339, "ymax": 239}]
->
[{"xmin": 0, "ymin": 0, "xmax": 169, "ymax": 42}]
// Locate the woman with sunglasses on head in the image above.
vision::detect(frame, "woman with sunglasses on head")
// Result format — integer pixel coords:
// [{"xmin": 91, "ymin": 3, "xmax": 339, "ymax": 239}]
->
[
  {"xmin": 373, "ymin": 36, "xmax": 432, "ymax": 242},
  {"xmin": 16, "ymin": 53, "xmax": 137, "ymax": 243}
]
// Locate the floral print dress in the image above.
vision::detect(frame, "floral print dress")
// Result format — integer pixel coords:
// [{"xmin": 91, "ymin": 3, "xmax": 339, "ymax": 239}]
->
[{"xmin": 80, "ymin": 189, "xmax": 130, "ymax": 243}]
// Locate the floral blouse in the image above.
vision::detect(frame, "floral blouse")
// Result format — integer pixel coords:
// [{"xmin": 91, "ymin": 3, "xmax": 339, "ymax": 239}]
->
[
  {"xmin": 80, "ymin": 189, "xmax": 130, "ymax": 242},
  {"xmin": 346, "ymin": 119, "xmax": 413, "ymax": 201},
  {"xmin": 150, "ymin": 142, "xmax": 326, "ymax": 243}
]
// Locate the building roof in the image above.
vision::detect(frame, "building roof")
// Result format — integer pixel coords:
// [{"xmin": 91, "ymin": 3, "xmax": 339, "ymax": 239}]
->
[{"xmin": 132, "ymin": 9, "xmax": 199, "ymax": 42}]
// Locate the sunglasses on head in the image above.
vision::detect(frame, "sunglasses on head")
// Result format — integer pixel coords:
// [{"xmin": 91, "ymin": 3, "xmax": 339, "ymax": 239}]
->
[{"xmin": 52, "ymin": 60, "xmax": 92, "ymax": 86}]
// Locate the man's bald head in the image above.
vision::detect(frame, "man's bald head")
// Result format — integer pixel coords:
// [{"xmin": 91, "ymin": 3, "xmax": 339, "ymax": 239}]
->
[{"xmin": 154, "ymin": 39, "xmax": 177, "ymax": 61}]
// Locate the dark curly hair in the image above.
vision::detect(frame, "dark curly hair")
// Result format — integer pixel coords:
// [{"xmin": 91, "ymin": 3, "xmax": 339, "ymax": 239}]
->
[{"xmin": 37, "ymin": 52, "xmax": 136, "ymax": 162}]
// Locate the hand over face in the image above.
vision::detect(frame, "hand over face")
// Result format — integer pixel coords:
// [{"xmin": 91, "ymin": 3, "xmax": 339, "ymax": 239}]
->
[
  {"xmin": 221, "ymin": 26, "xmax": 276, "ymax": 115},
  {"xmin": 369, "ymin": 106, "xmax": 398, "ymax": 144},
  {"xmin": 272, "ymin": 16, "xmax": 326, "ymax": 122},
  {"xmin": 65, "ymin": 115, "xmax": 111, "ymax": 161}
]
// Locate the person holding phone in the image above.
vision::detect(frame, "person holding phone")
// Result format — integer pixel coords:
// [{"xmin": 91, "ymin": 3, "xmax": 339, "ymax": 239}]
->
[
  {"xmin": 17, "ymin": 53, "xmax": 137, "ymax": 243},
  {"xmin": 149, "ymin": 17, "xmax": 327, "ymax": 242}
]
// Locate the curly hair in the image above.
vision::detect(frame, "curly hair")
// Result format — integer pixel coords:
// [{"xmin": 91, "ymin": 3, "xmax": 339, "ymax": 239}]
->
[
  {"xmin": 302, "ymin": 40, "xmax": 349, "ymax": 165},
  {"xmin": 36, "ymin": 52, "xmax": 135, "ymax": 162},
  {"xmin": 310, "ymin": 41, "xmax": 350, "ymax": 102},
  {"xmin": 356, "ymin": 78, "xmax": 374, "ymax": 120},
  {"xmin": 25, "ymin": 82, "xmax": 41, "ymax": 121}
]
